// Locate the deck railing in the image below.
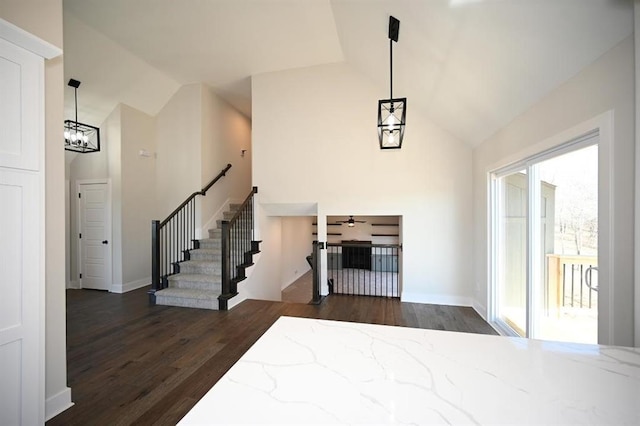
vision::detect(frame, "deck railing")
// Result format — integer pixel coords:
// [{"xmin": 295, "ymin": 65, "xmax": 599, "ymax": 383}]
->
[{"xmin": 546, "ymin": 254, "xmax": 598, "ymax": 312}]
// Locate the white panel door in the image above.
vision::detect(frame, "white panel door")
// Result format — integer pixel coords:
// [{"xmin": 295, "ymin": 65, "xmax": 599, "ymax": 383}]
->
[
  {"xmin": 79, "ymin": 183, "xmax": 111, "ymax": 291},
  {"xmin": 0, "ymin": 38, "xmax": 43, "ymax": 425},
  {"xmin": 0, "ymin": 37, "xmax": 41, "ymax": 171}
]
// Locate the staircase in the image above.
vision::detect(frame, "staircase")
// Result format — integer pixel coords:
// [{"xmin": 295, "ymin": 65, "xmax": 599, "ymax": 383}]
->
[{"xmin": 155, "ymin": 204, "xmax": 259, "ymax": 310}]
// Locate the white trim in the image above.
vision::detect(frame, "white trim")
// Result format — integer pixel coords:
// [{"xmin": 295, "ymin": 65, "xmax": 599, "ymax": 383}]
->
[
  {"xmin": 227, "ymin": 293, "xmax": 248, "ymax": 310},
  {"xmin": 76, "ymin": 179, "xmax": 112, "ymax": 291},
  {"xmin": 45, "ymin": 387, "xmax": 73, "ymax": 421},
  {"xmin": 401, "ymin": 293, "xmax": 472, "ymax": 307},
  {"xmin": 111, "ymin": 277, "xmax": 150, "ymax": 294},
  {"xmin": 65, "ymin": 179, "xmax": 71, "ymax": 289},
  {"xmin": 486, "ymin": 116, "xmax": 606, "ymax": 173},
  {"xmin": 0, "ymin": 18, "xmax": 61, "ymax": 59},
  {"xmin": 67, "ymin": 280, "xmax": 80, "ymax": 290}
]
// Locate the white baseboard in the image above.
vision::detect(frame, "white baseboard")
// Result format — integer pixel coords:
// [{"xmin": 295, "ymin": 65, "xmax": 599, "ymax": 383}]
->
[
  {"xmin": 401, "ymin": 292, "xmax": 473, "ymax": 307},
  {"xmin": 45, "ymin": 387, "xmax": 73, "ymax": 421},
  {"xmin": 111, "ymin": 277, "xmax": 151, "ymax": 294},
  {"xmin": 227, "ymin": 292, "xmax": 248, "ymax": 310},
  {"xmin": 67, "ymin": 280, "xmax": 80, "ymax": 289},
  {"xmin": 281, "ymin": 266, "xmax": 311, "ymax": 290},
  {"xmin": 470, "ymin": 299, "xmax": 503, "ymax": 335},
  {"xmin": 471, "ymin": 299, "xmax": 488, "ymax": 321}
]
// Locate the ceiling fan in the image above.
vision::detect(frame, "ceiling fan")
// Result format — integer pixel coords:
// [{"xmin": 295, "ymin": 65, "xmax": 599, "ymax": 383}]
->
[{"xmin": 334, "ymin": 216, "xmax": 366, "ymax": 227}]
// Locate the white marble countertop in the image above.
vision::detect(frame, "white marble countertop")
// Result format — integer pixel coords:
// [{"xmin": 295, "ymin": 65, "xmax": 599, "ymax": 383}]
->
[{"xmin": 179, "ymin": 316, "xmax": 640, "ymax": 425}]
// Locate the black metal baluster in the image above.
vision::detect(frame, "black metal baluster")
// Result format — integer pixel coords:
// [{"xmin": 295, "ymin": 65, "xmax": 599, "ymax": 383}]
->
[{"xmin": 579, "ymin": 264, "xmax": 584, "ymax": 308}]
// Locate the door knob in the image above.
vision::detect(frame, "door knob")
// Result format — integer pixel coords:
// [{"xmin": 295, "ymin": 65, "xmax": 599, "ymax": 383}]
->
[{"xmin": 102, "ymin": 240, "xmax": 108, "ymax": 244}]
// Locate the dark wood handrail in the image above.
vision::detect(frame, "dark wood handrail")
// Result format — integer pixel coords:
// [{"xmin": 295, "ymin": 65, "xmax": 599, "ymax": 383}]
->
[
  {"xmin": 224, "ymin": 186, "xmax": 258, "ymax": 226},
  {"xmin": 159, "ymin": 163, "xmax": 232, "ymax": 227}
]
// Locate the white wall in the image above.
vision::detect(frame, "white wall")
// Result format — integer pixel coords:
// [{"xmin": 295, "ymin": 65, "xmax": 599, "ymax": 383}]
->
[
  {"xmin": 0, "ymin": 0, "xmax": 71, "ymax": 418},
  {"xmin": 233, "ymin": 212, "xmax": 283, "ymax": 304},
  {"xmin": 473, "ymin": 37, "xmax": 635, "ymax": 346},
  {"xmin": 201, "ymin": 85, "xmax": 252, "ymax": 232},
  {"xmin": 252, "ymin": 62, "xmax": 473, "ymax": 305},
  {"xmin": 280, "ymin": 217, "xmax": 314, "ymax": 289}
]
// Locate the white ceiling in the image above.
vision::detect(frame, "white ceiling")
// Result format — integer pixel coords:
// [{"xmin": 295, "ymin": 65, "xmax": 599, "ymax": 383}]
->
[{"xmin": 63, "ymin": 0, "xmax": 633, "ymax": 146}]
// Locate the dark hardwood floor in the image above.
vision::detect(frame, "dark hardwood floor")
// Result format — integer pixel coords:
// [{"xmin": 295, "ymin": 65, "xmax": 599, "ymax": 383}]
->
[{"xmin": 48, "ymin": 287, "xmax": 497, "ymax": 425}]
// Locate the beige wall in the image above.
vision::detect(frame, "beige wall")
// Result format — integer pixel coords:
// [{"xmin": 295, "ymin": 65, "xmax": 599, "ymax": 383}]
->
[
  {"xmin": 0, "ymin": 0, "xmax": 63, "ymax": 48},
  {"xmin": 155, "ymin": 84, "xmax": 203, "ymax": 221},
  {"xmin": 68, "ymin": 103, "xmax": 156, "ymax": 291},
  {"xmin": 252, "ymin": 62, "xmax": 473, "ymax": 305},
  {"xmin": 0, "ymin": 0, "xmax": 71, "ymax": 418},
  {"xmin": 473, "ymin": 36, "xmax": 635, "ymax": 346},
  {"xmin": 201, "ymin": 85, "xmax": 252, "ymax": 232},
  {"xmin": 280, "ymin": 217, "xmax": 314, "ymax": 290},
  {"xmin": 120, "ymin": 105, "xmax": 156, "ymax": 287}
]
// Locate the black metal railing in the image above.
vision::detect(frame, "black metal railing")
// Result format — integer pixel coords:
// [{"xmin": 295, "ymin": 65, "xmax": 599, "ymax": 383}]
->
[
  {"xmin": 149, "ymin": 163, "xmax": 232, "ymax": 303},
  {"xmin": 562, "ymin": 263, "xmax": 598, "ymax": 309},
  {"xmin": 326, "ymin": 242, "xmax": 400, "ymax": 298},
  {"xmin": 218, "ymin": 186, "xmax": 258, "ymax": 310},
  {"xmin": 310, "ymin": 241, "xmax": 323, "ymax": 304}
]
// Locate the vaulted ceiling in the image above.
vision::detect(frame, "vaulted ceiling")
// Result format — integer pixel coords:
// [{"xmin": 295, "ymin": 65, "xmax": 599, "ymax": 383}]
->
[{"xmin": 63, "ymin": 0, "xmax": 633, "ymax": 147}]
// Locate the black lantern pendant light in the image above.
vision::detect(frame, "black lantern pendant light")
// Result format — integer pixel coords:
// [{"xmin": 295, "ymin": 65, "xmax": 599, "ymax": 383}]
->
[
  {"xmin": 378, "ymin": 16, "xmax": 406, "ymax": 149},
  {"xmin": 64, "ymin": 78, "xmax": 100, "ymax": 153}
]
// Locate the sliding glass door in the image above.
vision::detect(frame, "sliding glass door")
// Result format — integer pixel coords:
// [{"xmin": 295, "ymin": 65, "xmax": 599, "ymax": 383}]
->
[{"xmin": 491, "ymin": 139, "xmax": 598, "ymax": 344}]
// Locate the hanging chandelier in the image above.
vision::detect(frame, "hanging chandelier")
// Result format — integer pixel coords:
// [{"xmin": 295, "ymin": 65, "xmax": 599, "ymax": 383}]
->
[
  {"xmin": 377, "ymin": 16, "xmax": 406, "ymax": 149},
  {"xmin": 64, "ymin": 78, "xmax": 100, "ymax": 153}
]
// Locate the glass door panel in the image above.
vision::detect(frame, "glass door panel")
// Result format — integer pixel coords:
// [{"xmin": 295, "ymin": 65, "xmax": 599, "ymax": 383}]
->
[
  {"xmin": 535, "ymin": 145, "xmax": 598, "ymax": 344},
  {"xmin": 496, "ymin": 170, "xmax": 527, "ymax": 336}
]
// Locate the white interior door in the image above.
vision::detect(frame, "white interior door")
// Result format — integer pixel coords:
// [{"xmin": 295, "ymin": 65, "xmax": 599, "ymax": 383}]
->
[
  {"xmin": 78, "ymin": 182, "xmax": 111, "ymax": 291},
  {"xmin": 0, "ymin": 33, "xmax": 45, "ymax": 425}
]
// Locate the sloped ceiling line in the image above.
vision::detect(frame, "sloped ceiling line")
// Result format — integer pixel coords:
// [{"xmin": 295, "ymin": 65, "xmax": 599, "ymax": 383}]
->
[{"xmin": 63, "ymin": 0, "xmax": 633, "ymax": 146}]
